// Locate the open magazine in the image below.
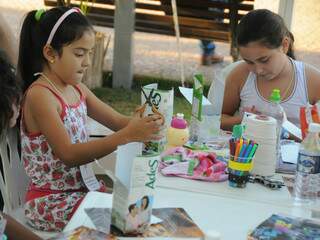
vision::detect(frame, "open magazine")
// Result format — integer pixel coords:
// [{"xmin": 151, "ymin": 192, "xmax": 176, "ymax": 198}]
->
[
  {"xmin": 81, "ymin": 207, "xmax": 204, "ymax": 239},
  {"xmin": 49, "ymin": 226, "xmax": 116, "ymax": 240},
  {"xmin": 248, "ymin": 214, "xmax": 320, "ymax": 240},
  {"xmin": 112, "ymin": 208, "xmax": 204, "ymax": 238}
]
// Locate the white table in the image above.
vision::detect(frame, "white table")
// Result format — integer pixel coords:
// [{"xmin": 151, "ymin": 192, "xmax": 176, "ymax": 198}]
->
[
  {"xmin": 64, "ymin": 188, "xmax": 313, "ymax": 240},
  {"xmin": 156, "ymin": 174, "xmax": 293, "ymax": 208},
  {"xmin": 75, "ymin": 121, "xmax": 314, "ymax": 238}
]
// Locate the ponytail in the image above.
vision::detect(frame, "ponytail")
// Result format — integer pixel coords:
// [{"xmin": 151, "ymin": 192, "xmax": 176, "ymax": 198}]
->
[{"xmin": 17, "ymin": 10, "xmax": 46, "ymax": 92}]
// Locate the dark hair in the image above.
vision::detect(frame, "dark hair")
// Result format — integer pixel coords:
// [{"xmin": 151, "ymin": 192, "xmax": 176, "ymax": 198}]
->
[
  {"xmin": 141, "ymin": 196, "xmax": 149, "ymax": 210},
  {"xmin": 237, "ymin": 9, "xmax": 295, "ymax": 59},
  {"xmin": 0, "ymin": 50, "xmax": 21, "ymax": 138},
  {"xmin": 128, "ymin": 204, "xmax": 137, "ymax": 213},
  {"xmin": 17, "ymin": 7, "xmax": 93, "ymax": 92}
]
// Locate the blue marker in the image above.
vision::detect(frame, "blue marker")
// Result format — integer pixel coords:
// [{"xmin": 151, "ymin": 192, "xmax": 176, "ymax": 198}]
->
[
  {"xmin": 238, "ymin": 143, "xmax": 247, "ymax": 162},
  {"xmin": 244, "ymin": 143, "xmax": 253, "ymax": 159}
]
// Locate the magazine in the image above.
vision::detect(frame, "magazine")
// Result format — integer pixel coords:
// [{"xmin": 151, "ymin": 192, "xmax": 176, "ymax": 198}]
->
[
  {"xmin": 49, "ymin": 226, "xmax": 116, "ymax": 240},
  {"xmin": 248, "ymin": 214, "xmax": 320, "ymax": 240},
  {"xmin": 85, "ymin": 207, "xmax": 204, "ymax": 239}
]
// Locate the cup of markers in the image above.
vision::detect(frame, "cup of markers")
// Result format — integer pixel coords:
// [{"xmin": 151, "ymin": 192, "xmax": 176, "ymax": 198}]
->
[{"xmin": 228, "ymin": 137, "xmax": 258, "ymax": 188}]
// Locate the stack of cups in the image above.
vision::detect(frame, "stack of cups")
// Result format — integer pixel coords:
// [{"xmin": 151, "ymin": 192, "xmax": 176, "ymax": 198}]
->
[{"xmin": 242, "ymin": 114, "xmax": 277, "ymax": 176}]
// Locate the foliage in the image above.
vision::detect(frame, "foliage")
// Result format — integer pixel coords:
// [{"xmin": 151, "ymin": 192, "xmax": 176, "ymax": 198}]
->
[{"xmin": 57, "ymin": 0, "xmax": 95, "ymax": 15}]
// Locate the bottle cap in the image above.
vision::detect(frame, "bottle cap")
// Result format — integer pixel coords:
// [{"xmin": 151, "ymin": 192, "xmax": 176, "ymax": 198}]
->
[
  {"xmin": 171, "ymin": 113, "xmax": 187, "ymax": 129},
  {"xmin": 232, "ymin": 124, "xmax": 243, "ymax": 138},
  {"xmin": 270, "ymin": 89, "xmax": 281, "ymax": 103},
  {"xmin": 176, "ymin": 113, "xmax": 184, "ymax": 119},
  {"xmin": 308, "ymin": 123, "xmax": 320, "ymax": 133}
]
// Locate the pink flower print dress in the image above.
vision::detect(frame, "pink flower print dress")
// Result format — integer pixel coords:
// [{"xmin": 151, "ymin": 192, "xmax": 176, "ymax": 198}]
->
[{"xmin": 21, "ymin": 84, "xmax": 103, "ymax": 231}]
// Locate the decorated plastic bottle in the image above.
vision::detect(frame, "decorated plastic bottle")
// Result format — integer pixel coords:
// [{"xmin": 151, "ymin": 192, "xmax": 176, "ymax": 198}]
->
[
  {"xmin": 294, "ymin": 123, "xmax": 320, "ymax": 204},
  {"xmin": 267, "ymin": 89, "xmax": 284, "ymax": 161},
  {"xmin": 166, "ymin": 113, "xmax": 189, "ymax": 149}
]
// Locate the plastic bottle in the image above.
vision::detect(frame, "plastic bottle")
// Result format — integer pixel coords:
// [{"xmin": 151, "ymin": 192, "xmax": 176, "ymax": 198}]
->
[
  {"xmin": 166, "ymin": 113, "xmax": 189, "ymax": 149},
  {"xmin": 294, "ymin": 123, "xmax": 320, "ymax": 204},
  {"xmin": 267, "ymin": 89, "xmax": 285, "ymax": 161}
]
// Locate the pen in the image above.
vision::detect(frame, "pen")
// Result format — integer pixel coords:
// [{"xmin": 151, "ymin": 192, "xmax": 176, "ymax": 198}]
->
[
  {"xmin": 248, "ymin": 144, "xmax": 258, "ymax": 162},
  {"xmin": 234, "ymin": 139, "xmax": 242, "ymax": 161}
]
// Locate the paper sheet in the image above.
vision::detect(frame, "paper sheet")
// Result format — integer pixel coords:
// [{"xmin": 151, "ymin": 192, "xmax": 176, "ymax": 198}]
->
[
  {"xmin": 282, "ymin": 120, "xmax": 302, "ymax": 140},
  {"xmin": 178, "ymin": 87, "xmax": 212, "ymax": 106},
  {"xmin": 281, "ymin": 142, "xmax": 299, "ymax": 164},
  {"xmin": 115, "ymin": 142, "xmax": 143, "ymax": 188}
]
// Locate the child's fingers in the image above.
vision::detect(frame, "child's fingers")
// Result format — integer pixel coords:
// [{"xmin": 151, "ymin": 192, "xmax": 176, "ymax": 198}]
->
[
  {"xmin": 147, "ymin": 133, "xmax": 163, "ymax": 141},
  {"xmin": 144, "ymin": 114, "xmax": 163, "ymax": 123}
]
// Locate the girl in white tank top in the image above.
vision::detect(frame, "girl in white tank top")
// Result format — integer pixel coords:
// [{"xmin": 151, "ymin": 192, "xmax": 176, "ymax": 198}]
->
[
  {"xmin": 221, "ymin": 9, "xmax": 320, "ymax": 131},
  {"xmin": 240, "ymin": 58, "xmax": 309, "ymax": 126}
]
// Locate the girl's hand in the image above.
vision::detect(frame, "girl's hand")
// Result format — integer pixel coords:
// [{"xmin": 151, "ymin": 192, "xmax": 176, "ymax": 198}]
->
[
  {"xmin": 124, "ymin": 114, "xmax": 163, "ymax": 142},
  {"xmin": 240, "ymin": 105, "xmax": 262, "ymax": 117}
]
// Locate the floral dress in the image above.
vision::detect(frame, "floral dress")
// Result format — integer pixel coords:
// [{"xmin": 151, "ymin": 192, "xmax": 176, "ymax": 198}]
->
[{"xmin": 21, "ymin": 84, "xmax": 102, "ymax": 231}]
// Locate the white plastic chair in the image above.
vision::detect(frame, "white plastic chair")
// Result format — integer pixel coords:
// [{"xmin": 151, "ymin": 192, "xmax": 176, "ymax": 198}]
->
[
  {"xmin": 207, "ymin": 61, "xmax": 243, "ymax": 114},
  {"xmin": 0, "ymin": 127, "xmax": 57, "ymax": 239}
]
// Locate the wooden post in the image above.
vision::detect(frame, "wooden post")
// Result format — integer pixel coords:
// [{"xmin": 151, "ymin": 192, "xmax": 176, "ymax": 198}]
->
[
  {"xmin": 83, "ymin": 32, "xmax": 108, "ymax": 89},
  {"xmin": 229, "ymin": 0, "xmax": 239, "ymax": 61},
  {"xmin": 112, "ymin": 0, "xmax": 135, "ymax": 89},
  {"xmin": 0, "ymin": 13, "xmax": 18, "ymax": 66},
  {"xmin": 278, "ymin": 0, "xmax": 295, "ymax": 30}
]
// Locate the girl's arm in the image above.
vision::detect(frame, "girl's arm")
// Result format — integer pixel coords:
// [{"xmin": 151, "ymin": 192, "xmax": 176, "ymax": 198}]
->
[
  {"xmin": 3, "ymin": 213, "xmax": 42, "ymax": 240},
  {"xmin": 305, "ymin": 64, "xmax": 320, "ymax": 104},
  {"xmin": 79, "ymin": 83, "xmax": 130, "ymax": 131},
  {"xmin": 25, "ymin": 87, "xmax": 162, "ymax": 168},
  {"xmin": 221, "ymin": 63, "xmax": 249, "ymax": 131}
]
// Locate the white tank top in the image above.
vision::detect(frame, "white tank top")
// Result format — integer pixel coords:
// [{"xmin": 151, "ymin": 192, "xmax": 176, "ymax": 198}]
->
[{"xmin": 240, "ymin": 58, "xmax": 309, "ymax": 126}]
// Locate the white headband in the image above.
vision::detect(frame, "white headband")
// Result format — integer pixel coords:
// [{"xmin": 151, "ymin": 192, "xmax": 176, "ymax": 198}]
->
[{"xmin": 46, "ymin": 8, "xmax": 79, "ymax": 45}]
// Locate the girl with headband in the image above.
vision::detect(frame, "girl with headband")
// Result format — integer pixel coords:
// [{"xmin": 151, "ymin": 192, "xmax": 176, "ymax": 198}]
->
[
  {"xmin": 17, "ymin": 7, "xmax": 162, "ymax": 231},
  {"xmin": 221, "ymin": 9, "xmax": 320, "ymax": 131}
]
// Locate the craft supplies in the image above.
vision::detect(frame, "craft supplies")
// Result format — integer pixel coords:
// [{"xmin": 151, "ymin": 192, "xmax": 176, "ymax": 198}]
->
[
  {"xmin": 228, "ymin": 137, "xmax": 258, "ymax": 188},
  {"xmin": 111, "ymin": 142, "xmax": 161, "ymax": 234},
  {"xmin": 242, "ymin": 113, "xmax": 277, "ymax": 176},
  {"xmin": 166, "ymin": 113, "xmax": 189, "ymax": 149},
  {"xmin": 160, "ymin": 147, "xmax": 228, "ymax": 182},
  {"xmin": 189, "ymin": 73, "xmax": 204, "ymax": 142},
  {"xmin": 300, "ymin": 103, "xmax": 320, "ymax": 139},
  {"xmin": 137, "ymin": 84, "xmax": 174, "ymax": 153}
]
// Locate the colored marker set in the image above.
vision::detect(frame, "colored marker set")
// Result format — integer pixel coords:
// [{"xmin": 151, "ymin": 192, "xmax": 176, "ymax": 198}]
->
[
  {"xmin": 229, "ymin": 138, "xmax": 258, "ymax": 163},
  {"xmin": 228, "ymin": 138, "xmax": 259, "ymax": 188}
]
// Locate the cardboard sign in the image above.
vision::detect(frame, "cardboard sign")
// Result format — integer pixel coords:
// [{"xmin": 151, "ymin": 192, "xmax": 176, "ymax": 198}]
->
[{"xmin": 111, "ymin": 142, "xmax": 160, "ymax": 234}]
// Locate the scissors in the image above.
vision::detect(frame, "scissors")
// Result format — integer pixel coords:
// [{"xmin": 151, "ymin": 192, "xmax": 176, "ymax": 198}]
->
[{"xmin": 135, "ymin": 88, "xmax": 165, "ymax": 125}]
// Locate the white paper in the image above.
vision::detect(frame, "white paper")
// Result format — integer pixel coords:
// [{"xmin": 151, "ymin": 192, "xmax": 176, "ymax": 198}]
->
[
  {"xmin": 282, "ymin": 120, "xmax": 302, "ymax": 140},
  {"xmin": 115, "ymin": 142, "xmax": 143, "ymax": 188},
  {"xmin": 151, "ymin": 215, "xmax": 163, "ymax": 224},
  {"xmin": 80, "ymin": 163, "xmax": 101, "ymax": 191},
  {"xmin": 281, "ymin": 142, "xmax": 299, "ymax": 164},
  {"xmin": 178, "ymin": 87, "xmax": 212, "ymax": 106}
]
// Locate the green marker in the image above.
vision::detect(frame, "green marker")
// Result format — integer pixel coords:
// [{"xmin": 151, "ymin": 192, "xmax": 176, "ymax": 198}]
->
[
  {"xmin": 187, "ymin": 159, "xmax": 196, "ymax": 176},
  {"xmin": 248, "ymin": 144, "xmax": 258, "ymax": 162}
]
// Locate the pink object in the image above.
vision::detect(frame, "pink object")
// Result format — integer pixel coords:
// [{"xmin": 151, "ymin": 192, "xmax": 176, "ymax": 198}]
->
[
  {"xmin": 171, "ymin": 113, "xmax": 188, "ymax": 129},
  {"xmin": 160, "ymin": 147, "xmax": 228, "ymax": 182}
]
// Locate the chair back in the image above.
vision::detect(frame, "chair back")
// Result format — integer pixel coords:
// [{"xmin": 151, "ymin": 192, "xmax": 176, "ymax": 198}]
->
[
  {"xmin": 0, "ymin": 127, "xmax": 29, "ymax": 213},
  {"xmin": 207, "ymin": 61, "xmax": 243, "ymax": 114}
]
